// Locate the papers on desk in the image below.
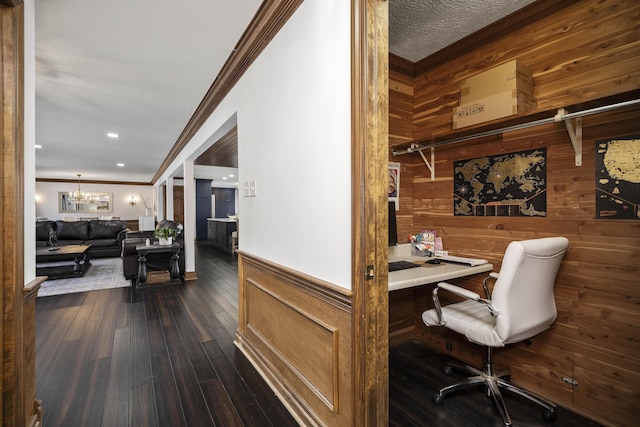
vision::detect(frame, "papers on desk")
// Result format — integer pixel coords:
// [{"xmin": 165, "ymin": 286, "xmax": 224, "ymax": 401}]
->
[{"xmin": 436, "ymin": 255, "xmax": 489, "ymax": 266}]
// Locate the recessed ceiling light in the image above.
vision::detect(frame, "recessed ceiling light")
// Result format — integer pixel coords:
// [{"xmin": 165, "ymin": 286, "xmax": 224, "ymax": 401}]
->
[
  {"xmin": 117, "ymin": 163, "xmax": 125, "ymax": 167},
  {"xmin": 107, "ymin": 132, "xmax": 119, "ymax": 138},
  {"xmin": 35, "ymin": 144, "xmax": 42, "ymax": 149},
  {"xmin": 222, "ymin": 177, "xmax": 228, "ymax": 180},
  {"xmin": 229, "ymin": 174, "xmax": 235, "ymax": 178}
]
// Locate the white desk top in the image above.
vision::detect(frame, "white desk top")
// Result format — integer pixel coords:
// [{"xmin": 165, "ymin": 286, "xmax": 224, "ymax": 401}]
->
[{"xmin": 388, "ymin": 244, "xmax": 493, "ymax": 292}]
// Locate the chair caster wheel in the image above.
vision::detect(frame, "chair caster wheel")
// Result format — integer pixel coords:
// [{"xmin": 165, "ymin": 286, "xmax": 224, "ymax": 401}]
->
[
  {"xmin": 541, "ymin": 407, "xmax": 556, "ymax": 422},
  {"xmin": 443, "ymin": 366, "xmax": 453, "ymax": 376},
  {"xmin": 432, "ymin": 393, "xmax": 445, "ymax": 406}
]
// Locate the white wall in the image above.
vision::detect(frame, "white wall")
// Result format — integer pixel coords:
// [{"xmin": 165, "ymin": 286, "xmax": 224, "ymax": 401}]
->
[
  {"xmin": 35, "ymin": 181, "xmax": 154, "ymax": 221},
  {"xmin": 24, "ymin": 1, "xmax": 36, "ymax": 282},
  {"xmin": 157, "ymin": 0, "xmax": 352, "ymax": 288}
]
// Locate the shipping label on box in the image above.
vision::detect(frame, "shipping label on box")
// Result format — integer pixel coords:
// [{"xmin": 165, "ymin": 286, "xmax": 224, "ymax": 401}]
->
[
  {"xmin": 460, "ymin": 60, "xmax": 534, "ymax": 105},
  {"xmin": 453, "ymin": 89, "xmax": 537, "ymax": 129}
]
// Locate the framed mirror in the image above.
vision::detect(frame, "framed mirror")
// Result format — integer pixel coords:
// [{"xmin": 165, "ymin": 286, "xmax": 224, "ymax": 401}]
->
[{"xmin": 58, "ymin": 192, "xmax": 113, "ymax": 213}]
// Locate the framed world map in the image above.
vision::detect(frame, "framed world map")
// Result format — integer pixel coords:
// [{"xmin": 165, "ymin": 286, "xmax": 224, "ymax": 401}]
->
[
  {"xmin": 595, "ymin": 135, "xmax": 640, "ymax": 219},
  {"xmin": 453, "ymin": 148, "xmax": 547, "ymax": 217}
]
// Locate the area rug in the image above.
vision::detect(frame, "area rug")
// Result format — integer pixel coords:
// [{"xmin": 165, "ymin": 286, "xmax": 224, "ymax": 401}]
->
[{"xmin": 37, "ymin": 257, "xmax": 131, "ymax": 297}]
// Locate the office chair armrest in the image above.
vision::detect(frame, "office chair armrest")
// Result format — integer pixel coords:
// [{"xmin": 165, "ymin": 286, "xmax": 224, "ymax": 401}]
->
[
  {"xmin": 431, "ymin": 282, "xmax": 479, "ymax": 325},
  {"xmin": 482, "ymin": 272, "xmax": 499, "ymax": 298},
  {"xmin": 432, "ymin": 282, "xmax": 499, "ymax": 325},
  {"xmin": 438, "ymin": 282, "xmax": 481, "ymax": 300}
]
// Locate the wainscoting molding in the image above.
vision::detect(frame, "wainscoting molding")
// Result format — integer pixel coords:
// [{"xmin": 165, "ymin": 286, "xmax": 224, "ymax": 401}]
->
[{"xmin": 235, "ymin": 252, "xmax": 353, "ymax": 426}]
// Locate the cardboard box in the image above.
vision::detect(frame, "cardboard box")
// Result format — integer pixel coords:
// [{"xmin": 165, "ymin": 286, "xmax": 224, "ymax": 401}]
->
[
  {"xmin": 453, "ymin": 89, "xmax": 537, "ymax": 129},
  {"xmin": 460, "ymin": 60, "xmax": 534, "ymax": 105}
]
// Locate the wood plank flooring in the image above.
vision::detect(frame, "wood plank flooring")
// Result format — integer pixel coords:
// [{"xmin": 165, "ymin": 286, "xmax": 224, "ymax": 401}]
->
[
  {"xmin": 389, "ymin": 341, "xmax": 602, "ymax": 427},
  {"xmin": 35, "ymin": 244, "xmax": 297, "ymax": 427},
  {"xmin": 36, "ymin": 243, "xmax": 602, "ymax": 426}
]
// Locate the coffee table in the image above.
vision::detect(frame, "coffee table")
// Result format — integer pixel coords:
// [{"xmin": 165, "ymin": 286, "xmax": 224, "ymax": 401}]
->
[{"xmin": 36, "ymin": 245, "xmax": 92, "ymax": 279}]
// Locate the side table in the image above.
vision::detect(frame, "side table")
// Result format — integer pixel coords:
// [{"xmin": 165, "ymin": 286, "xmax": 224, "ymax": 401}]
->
[{"xmin": 135, "ymin": 243, "xmax": 182, "ymax": 289}]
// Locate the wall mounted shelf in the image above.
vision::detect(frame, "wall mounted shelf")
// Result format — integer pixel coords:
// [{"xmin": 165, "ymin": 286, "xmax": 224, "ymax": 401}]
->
[{"xmin": 392, "ymin": 99, "xmax": 640, "ymax": 177}]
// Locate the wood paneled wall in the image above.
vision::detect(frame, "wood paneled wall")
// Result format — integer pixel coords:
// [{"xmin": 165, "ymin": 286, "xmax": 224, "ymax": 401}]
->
[
  {"xmin": 389, "ymin": 55, "xmax": 416, "ymax": 243},
  {"xmin": 388, "ymin": 1, "xmax": 639, "ymax": 426},
  {"xmin": 406, "ymin": 108, "xmax": 640, "ymax": 427},
  {"xmin": 235, "ymin": 253, "xmax": 353, "ymax": 426},
  {"xmin": 407, "ymin": 0, "xmax": 640, "ymax": 144}
]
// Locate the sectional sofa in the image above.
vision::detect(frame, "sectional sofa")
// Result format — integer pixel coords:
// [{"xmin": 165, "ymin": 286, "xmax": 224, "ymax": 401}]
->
[{"xmin": 36, "ymin": 219, "xmax": 128, "ymax": 258}]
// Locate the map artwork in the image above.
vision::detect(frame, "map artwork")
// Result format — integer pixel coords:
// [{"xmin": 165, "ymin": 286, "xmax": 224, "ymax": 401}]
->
[
  {"xmin": 453, "ymin": 148, "xmax": 546, "ymax": 217},
  {"xmin": 595, "ymin": 135, "xmax": 640, "ymax": 219}
]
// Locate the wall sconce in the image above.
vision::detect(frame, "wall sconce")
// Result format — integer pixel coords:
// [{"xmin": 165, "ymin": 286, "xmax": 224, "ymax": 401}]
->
[{"xmin": 129, "ymin": 196, "xmax": 137, "ymax": 207}]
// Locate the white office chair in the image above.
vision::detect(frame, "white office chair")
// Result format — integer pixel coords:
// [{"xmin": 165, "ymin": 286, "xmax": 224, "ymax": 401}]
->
[{"xmin": 422, "ymin": 237, "xmax": 569, "ymax": 426}]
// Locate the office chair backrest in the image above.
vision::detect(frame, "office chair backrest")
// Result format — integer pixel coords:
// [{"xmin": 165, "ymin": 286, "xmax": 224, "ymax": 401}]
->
[{"xmin": 491, "ymin": 237, "xmax": 569, "ymax": 344}]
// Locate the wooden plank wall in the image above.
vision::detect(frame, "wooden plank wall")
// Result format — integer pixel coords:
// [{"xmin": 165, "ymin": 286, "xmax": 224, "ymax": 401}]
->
[
  {"xmin": 388, "ymin": 1, "xmax": 640, "ymax": 425},
  {"xmin": 409, "ymin": 0, "xmax": 640, "ymax": 143},
  {"xmin": 389, "ymin": 55, "xmax": 415, "ymax": 243}
]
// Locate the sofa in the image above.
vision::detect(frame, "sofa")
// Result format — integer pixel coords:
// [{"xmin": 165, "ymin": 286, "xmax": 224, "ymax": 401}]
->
[
  {"xmin": 120, "ymin": 220, "xmax": 185, "ymax": 280},
  {"xmin": 36, "ymin": 219, "xmax": 128, "ymax": 258}
]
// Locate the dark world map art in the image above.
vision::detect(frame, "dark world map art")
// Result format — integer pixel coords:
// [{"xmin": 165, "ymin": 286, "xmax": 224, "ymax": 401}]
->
[
  {"xmin": 454, "ymin": 148, "xmax": 547, "ymax": 217},
  {"xmin": 595, "ymin": 135, "xmax": 640, "ymax": 219}
]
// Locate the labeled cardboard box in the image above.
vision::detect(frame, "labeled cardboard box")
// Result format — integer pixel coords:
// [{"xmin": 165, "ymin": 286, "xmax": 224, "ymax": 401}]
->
[
  {"xmin": 453, "ymin": 89, "xmax": 537, "ymax": 129},
  {"xmin": 460, "ymin": 60, "xmax": 534, "ymax": 105}
]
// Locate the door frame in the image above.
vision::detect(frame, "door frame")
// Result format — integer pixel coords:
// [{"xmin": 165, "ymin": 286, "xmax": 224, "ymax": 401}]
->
[{"xmin": 351, "ymin": 0, "xmax": 389, "ymax": 424}]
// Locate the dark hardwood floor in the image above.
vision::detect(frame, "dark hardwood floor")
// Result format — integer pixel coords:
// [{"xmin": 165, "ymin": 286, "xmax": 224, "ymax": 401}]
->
[
  {"xmin": 35, "ymin": 244, "xmax": 297, "ymax": 427},
  {"xmin": 36, "ymin": 243, "xmax": 602, "ymax": 426},
  {"xmin": 389, "ymin": 341, "xmax": 602, "ymax": 427}
]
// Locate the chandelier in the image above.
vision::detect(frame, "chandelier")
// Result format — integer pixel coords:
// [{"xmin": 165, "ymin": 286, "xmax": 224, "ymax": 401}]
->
[{"xmin": 68, "ymin": 174, "xmax": 96, "ymax": 204}]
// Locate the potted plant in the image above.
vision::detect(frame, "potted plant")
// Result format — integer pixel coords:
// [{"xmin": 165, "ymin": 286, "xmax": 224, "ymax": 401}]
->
[{"xmin": 154, "ymin": 226, "xmax": 178, "ymax": 245}]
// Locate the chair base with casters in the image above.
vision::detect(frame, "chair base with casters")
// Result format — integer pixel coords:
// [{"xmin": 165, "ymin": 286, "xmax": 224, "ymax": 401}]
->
[{"xmin": 432, "ymin": 346, "xmax": 557, "ymax": 427}]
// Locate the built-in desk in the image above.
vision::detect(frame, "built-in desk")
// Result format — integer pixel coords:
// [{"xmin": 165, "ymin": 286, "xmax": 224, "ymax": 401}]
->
[
  {"xmin": 388, "ymin": 244, "xmax": 493, "ymax": 345},
  {"xmin": 388, "ymin": 244, "xmax": 493, "ymax": 291}
]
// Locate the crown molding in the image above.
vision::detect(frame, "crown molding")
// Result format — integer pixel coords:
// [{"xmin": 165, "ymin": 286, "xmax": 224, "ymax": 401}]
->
[
  {"xmin": 152, "ymin": 0, "xmax": 303, "ymax": 184},
  {"xmin": 36, "ymin": 178, "xmax": 152, "ymax": 186}
]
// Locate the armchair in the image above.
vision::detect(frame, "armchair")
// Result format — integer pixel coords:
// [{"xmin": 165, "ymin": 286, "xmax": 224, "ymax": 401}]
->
[{"xmin": 422, "ymin": 236, "xmax": 569, "ymax": 426}]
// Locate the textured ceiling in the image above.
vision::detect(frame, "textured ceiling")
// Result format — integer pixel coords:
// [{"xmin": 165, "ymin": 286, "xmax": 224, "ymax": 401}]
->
[{"xmin": 389, "ymin": 0, "xmax": 536, "ymax": 62}]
